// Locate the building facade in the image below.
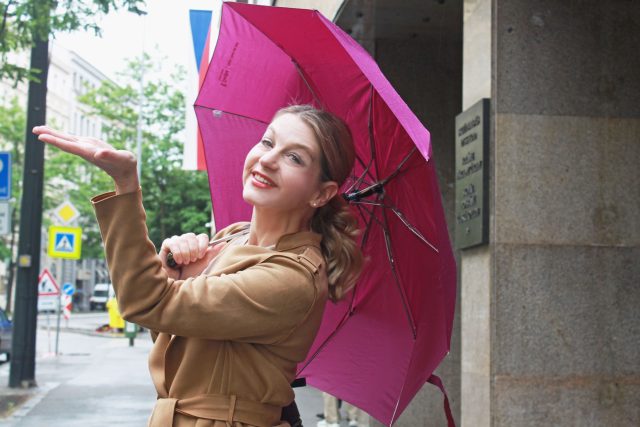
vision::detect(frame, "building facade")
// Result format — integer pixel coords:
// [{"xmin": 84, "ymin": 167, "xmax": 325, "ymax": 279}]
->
[
  {"xmin": 0, "ymin": 43, "xmax": 113, "ymax": 312},
  {"xmin": 273, "ymin": 0, "xmax": 639, "ymax": 426}
]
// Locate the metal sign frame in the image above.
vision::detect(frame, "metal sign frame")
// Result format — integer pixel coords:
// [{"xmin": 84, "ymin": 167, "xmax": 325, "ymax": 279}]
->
[
  {"xmin": 48, "ymin": 225, "xmax": 82, "ymax": 259},
  {"xmin": 454, "ymin": 98, "xmax": 490, "ymax": 249}
]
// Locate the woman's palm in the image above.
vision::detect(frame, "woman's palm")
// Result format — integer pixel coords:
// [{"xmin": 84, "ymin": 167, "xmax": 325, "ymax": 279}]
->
[{"xmin": 34, "ymin": 126, "xmax": 138, "ymax": 187}]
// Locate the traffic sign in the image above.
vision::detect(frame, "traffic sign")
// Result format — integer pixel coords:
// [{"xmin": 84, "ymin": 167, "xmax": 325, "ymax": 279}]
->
[
  {"xmin": 38, "ymin": 268, "xmax": 60, "ymax": 296},
  {"xmin": 62, "ymin": 282, "xmax": 75, "ymax": 296},
  {"xmin": 54, "ymin": 201, "xmax": 79, "ymax": 225},
  {"xmin": 48, "ymin": 226, "xmax": 82, "ymax": 259},
  {"xmin": 0, "ymin": 152, "xmax": 11, "ymax": 200},
  {"xmin": 62, "ymin": 294, "xmax": 72, "ymax": 320},
  {"xmin": 38, "ymin": 269, "xmax": 60, "ymax": 312}
]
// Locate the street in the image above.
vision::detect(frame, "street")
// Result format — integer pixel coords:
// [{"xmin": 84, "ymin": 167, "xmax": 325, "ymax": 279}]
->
[{"xmin": 0, "ymin": 312, "xmax": 326, "ymax": 426}]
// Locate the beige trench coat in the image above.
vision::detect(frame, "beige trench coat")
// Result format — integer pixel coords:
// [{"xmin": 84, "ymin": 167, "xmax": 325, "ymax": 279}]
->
[{"xmin": 92, "ymin": 190, "xmax": 328, "ymax": 427}]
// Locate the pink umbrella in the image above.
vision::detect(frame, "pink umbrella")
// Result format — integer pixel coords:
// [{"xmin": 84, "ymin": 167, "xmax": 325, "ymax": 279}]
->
[{"xmin": 194, "ymin": 3, "xmax": 456, "ymax": 426}]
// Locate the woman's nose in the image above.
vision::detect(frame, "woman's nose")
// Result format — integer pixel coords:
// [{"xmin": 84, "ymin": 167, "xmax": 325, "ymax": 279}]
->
[{"xmin": 259, "ymin": 149, "xmax": 279, "ymax": 169}]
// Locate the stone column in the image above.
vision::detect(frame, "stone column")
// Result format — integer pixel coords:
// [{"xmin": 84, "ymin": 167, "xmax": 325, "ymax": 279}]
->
[
  {"xmin": 460, "ymin": 0, "xmax": 492, "ymax": 426},
  {"xmin": 461, "ymin": 0, "xmax": 640, "ymax": 425}
]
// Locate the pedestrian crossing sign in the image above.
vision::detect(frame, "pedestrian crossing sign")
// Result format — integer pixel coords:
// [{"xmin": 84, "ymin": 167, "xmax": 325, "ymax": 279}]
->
[{"xmin": 48, "ymin": 225, "xmax": 82, "ymax": 259}]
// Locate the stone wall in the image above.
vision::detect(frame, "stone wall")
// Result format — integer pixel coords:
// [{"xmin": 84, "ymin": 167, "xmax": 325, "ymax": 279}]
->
[{"xmin": 487, "ymin": 1, "xmax": 640, "ymax": 425}]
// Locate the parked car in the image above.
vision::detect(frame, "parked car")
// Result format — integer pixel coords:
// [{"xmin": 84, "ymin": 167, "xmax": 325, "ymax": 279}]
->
[
  {"xmin": 89, "ymin": 283, "xmax": 113, "ymax": 311},
  {"xmin": 0, "ymin": 307, "xmax": 12, "ymax": 362}
]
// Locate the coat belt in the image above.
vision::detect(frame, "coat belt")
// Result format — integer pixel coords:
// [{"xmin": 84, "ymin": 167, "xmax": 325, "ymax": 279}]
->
[{"xmin": 149, "ymin": 393, "xmax": 282, "ymax": 427}]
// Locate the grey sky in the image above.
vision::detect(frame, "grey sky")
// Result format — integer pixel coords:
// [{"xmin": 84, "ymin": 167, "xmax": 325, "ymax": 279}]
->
[{"xmin": 54, "ymin": 0, "xmax": 219, "ymax": 83}]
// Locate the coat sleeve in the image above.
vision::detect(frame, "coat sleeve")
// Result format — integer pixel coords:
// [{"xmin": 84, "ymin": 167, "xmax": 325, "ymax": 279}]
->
[{"xmin": 92, "ymin": 190, "xmax": 319, "ymax": 344}]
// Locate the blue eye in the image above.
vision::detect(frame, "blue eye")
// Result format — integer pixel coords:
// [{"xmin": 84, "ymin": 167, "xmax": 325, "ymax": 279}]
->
[{"xmin": 288, "ymin": 153, "xmax": 302, "ymax": 164}]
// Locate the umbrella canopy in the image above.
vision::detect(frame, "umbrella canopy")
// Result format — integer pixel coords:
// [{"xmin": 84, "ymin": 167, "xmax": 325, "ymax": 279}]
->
[{"xmin": 194, "ymin": 3, "xmax": 456, "ymax": 426}]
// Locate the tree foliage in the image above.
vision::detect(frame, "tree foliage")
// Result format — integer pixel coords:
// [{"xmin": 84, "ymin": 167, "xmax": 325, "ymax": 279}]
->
[
  {"xmin": 64, "ymin": 53, "xmax": 211, "ymax": 252},
  {"xmin": 0, "ymin": 51, "xmax": 211, "ymax": 260},
  {"xmin": 0, "ymin": 0, "xmax": 146, "ymax": 82}
]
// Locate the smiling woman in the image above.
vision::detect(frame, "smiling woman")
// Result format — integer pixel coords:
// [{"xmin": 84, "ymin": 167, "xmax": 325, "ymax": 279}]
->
[{"xmin": 33, "ymin": 104, "xmax": 363, "ymax": 427}]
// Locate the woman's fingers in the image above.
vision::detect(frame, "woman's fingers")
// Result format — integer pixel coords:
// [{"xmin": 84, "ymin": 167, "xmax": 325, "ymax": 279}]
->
[
  {"xmin": 163, "ymin": 233, "xmax": 212, "ymax": 266},
  {"xmin": 183, "ymin": 233, "xmax": 200, "ymax": 263},
  {"xmin": 196, "ymin": 234, "xmax": 210, "ymax": 259},
  {"xmin": 36, "ymin": 132, "xmax": 96, "ymax": 161},
  {"xmin": 175, "ymin": 236, "xmax": 191, "ymax": 265},
  {"xmin": 33, "ymin": 126, "xmax": 79, "ymax": 142}
]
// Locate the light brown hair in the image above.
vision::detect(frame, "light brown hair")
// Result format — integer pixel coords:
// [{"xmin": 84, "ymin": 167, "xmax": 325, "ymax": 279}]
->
[{"xmin": 275, "ymin": 105, "xmax": 364, "ymax": 301}]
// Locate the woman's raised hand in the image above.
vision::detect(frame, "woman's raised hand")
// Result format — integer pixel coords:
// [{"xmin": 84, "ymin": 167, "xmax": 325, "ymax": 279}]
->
[
  {"xmin": 159, "ymin": 233, "xmax": 227, "ymax": 280},
  {"xmin": 33, "ymin": 126, "xmax": 139, "ymax": 194}
]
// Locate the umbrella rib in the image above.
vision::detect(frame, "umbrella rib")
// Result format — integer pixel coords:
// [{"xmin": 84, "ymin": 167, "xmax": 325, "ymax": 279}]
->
[
  {"xmin": 368, "ymin": 84, "xmax": 381, "ymax": 180},
  {"xmin": 380, "ymin": 146, "xmax": 417, "ymax": 186},
  {"xmin": 345, "ymin": 146, "xmax": 418, "ymax": 202},
  {"xmin": 351, "ymin": 200, "xmax": 439, "ymax": 253},
  {"xmin": 381, "ymin": 208, "xmax": 418, "ymax": 339},
  {"xmin": 346, "ymin": 85, "xmax": 378, "ymax": 194},
  {"xmin": 353, "ymin": 203, "xmax": 370, "ymax": 234},
  {"xmin": 196, "ymin": 106, "xmax": 271, "ymax": 125},
  {"xmin": 356, "ymin": 202, "xmax": 379, "ymax": 249},
  {"xmin": 391, "ymin": 206, "xmax": 439, "ymax": 253},
  {"xmin": 292, "ymin": 59, "xmax": 325, "ymax": 109},
  {"xmin": 346, "ymin": 154, "xmax": 376, "ymax": 194},
  {"xmin": 296, "ymin": 308, "xmax": 352, "ymax": 376}
]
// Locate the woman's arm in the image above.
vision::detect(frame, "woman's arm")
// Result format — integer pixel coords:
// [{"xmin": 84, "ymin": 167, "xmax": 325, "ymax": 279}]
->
[{"xmin": 93, "ymin": 190, "xmax": 322, "ymax": 343}]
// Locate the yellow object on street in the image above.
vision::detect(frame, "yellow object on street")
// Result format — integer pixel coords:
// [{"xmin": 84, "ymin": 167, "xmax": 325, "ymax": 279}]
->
[{"xmin": 106, "ymin": 298, "xmax": 124, "ymax": 330}]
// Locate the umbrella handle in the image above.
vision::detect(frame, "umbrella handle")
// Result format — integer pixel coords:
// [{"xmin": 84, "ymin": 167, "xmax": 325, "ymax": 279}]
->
[
  {"xmin": 343, "ymin": 182, "xmax": 384, "ymax": 202},
  {"xmin": 164, "ymin": 228, "xmax": 251, "ymax": 271},
  {"xmin": 166, "ymin": 253, "xmax": 179, "ymax": 269}
]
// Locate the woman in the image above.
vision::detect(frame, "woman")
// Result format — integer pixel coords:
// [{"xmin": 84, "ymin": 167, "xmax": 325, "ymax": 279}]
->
[{"xmin": 34, "ymin": 105, "xmax": 363, "ymax": 427}]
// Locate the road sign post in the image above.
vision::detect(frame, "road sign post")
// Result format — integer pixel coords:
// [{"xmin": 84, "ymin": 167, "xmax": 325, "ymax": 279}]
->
[
  {"xmin": 9, "ymin": 7, "xmax": 50, "ymax": 388},
  {"xmin": 0, "ymin": 202, "xmax": 10, "ymax": 236},
  {"xmin": 125, "ymin": 321, "xmax": 137, "ymax": 347}
]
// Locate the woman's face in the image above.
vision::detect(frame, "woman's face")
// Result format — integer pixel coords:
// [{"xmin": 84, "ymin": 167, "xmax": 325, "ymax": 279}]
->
[{"xmin": 242, "ymin": 113, "xmax": 330, "ymax": 213}]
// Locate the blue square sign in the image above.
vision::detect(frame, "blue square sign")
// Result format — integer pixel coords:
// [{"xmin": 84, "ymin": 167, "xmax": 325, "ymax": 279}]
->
[
  {"xmin": 54, "ymin": 233, "xmax": 75, "ymax": 253},
  {"xmin": 0, "ymin": 152, "xmax": 11, "ymax": 201}
]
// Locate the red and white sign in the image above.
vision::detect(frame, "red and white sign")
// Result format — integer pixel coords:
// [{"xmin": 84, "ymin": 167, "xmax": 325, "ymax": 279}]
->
[
  {"xmin": 62, "ymin": 294, "xmax": 72, "ymax": 320},
  {"xmin": 38, "ymin": 268, "xmax": 60, "ymax": 296}
]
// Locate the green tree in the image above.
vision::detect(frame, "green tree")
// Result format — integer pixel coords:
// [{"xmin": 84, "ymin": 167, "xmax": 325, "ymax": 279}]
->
[
  {"xmin": 0, "ymin": 0, "xmax": 146, "ymax": 82},
  {"xmin": 1, "ymin": 54, "xmax": 212, "ymax": 259},
  {"xmin": 51, "ymin": 53, "xmax": 211, "ymax": 252}
]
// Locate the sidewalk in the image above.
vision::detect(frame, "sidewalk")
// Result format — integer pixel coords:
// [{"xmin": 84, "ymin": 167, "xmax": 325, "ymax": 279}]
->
[
  {"xmin": 0, "ymin": 316, "xmax": 326, "ymax": 426},
  {"xmin": 0, "ymin": 328, "xmax": 156, "ymax": 426}
]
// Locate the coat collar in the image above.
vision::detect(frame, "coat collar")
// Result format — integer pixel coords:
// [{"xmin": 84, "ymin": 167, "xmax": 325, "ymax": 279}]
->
[
  {"xmin": 233, "ymin": 221, "xmax": 323, "ymax": 252},
  {"xmin": 275, "ymin": 230, "xmax": 323, "ymax": 252}
]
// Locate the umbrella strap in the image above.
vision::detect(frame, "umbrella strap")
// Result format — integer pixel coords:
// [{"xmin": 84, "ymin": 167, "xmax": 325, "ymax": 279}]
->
[{"xmin": 427, "ymin": 374, "xmax": 456, "ymax": 427}]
